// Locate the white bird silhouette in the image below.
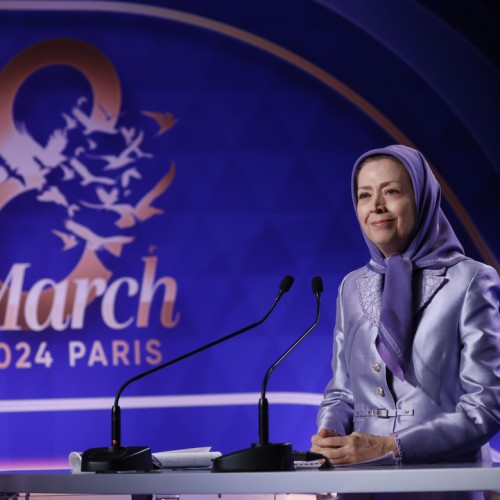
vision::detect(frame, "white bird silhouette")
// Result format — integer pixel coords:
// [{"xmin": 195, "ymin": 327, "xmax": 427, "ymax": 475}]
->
[
  {"xmin": 60, "ymin": 164, "xmax": 76, "ymax": 181},
  {"xmin": 72, "ymin": 106, "xmax": 118, "ymax": 136},
  {"xmin": 121, "ymin": 167, "xmax": 142, "ymax": 187},
  {"xmin": 0, "ymin": 123, "xmax": 49, "ymax": 190},
  {"xmin": 65, "ymin": 219, "xmax": 134, "ymax": 257},
  {"xmin": 80, "ymin": 162, "xmax": 176, "ymax": 228},
  {"xmin": 81, "ymin": 188, "xmax": 135, "ymax": 228},
  {"xmin": 52, "ymin": 229, "xmax": 79, "ymax": 250},
  {"xmin": 61, "ymin": 113, "xmax": 77, "ymax": 130},
  {"xmin": 74, "ymin": 146, "xmax": 86, "ymax": 157},
  {"xmin": 37, "ymin": 129, "xmax": 68, "ymax": 168},
  {"xmin": 120, "ymin": 126, "xmax": 136, "ymax": 145},
  {"xmin": 37, "ymin": 186, "xmax": 79, "ymax": 216},
  {"xmin": 95, "ymin": 186, "xmax": 119, "ymax": 206},
  {"xmin": 89, "ymin": 130, "xmax": 152, "ymax": 171},
  {"xmin": 69, "ymin": 158, "xmax": 115, "ymax": 186}
]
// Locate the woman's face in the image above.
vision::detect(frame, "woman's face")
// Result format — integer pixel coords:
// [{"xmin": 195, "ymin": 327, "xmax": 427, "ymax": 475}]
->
[{"xmin": 356, "ymin": 157, "xmax": 416, "ymax": 258}]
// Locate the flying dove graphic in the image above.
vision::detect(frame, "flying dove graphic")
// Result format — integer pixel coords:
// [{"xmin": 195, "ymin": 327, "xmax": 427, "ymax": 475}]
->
[
  {"xmin": 37, "ymin": 186, "xmax": 79, "ymax": 216},
  {"xmin": 72, "ymin": 106, "xmax": 118, "ymax": 136},
  {"xmin": 37, "ymin": 129, "xmax": 68, "ymax": 168},
  {"xmin": 61, "ymin": 112, "xmax": 78, "ymax": 131},
  {"xmin": 69, "ymin": 158, "xmax": 115, "ymax": 186},
  {"xmin": 121, "ymin": 167, "xmax": 142, "ymax": 187},
  {"xmin": 142, "ymin": 111, "xmax": 178, "ymax": 136},
  {"xmin": 120, "ymin": 126, "xmax": 136, "ymax": 145},
  {"xmin": 60, "ymin": 164, "xmax": 76, "ymax": 181},
  {"xmin": 52, "ymin": 229, "xmax": 79, "ymax": 251},
  {"xmin": 80, "ymin": 162, "xmax": 176, "ymax": 228},
  {"xmin": 64, "ymin": 219, "xmax": 134, "ymax": 257},
  {"xmin": 88, "ymin": 130, "xmax": 152, "ymax": 170}
]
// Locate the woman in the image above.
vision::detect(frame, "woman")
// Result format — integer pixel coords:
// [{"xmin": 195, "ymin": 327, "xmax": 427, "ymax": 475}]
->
[{"xmin": 311, "ymin": 145, "xmax": 500, "ymax": 468}]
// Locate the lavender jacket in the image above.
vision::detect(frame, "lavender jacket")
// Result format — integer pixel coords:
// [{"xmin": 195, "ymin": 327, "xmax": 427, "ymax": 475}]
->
[{"xmin": 317, "ymin": 259, "xmax": 500, "ymax": 463}]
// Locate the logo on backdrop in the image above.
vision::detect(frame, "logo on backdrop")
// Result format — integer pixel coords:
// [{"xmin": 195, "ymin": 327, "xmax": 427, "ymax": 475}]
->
[{"xmin": 0, "ymin": 39, "xmax": 180, "ymax": 345}]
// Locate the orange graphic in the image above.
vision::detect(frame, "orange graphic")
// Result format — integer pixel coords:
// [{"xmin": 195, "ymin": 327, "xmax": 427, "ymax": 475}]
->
[{"xmin": 0, "ymin": 38, "xmax": 178, "ymax": 330}]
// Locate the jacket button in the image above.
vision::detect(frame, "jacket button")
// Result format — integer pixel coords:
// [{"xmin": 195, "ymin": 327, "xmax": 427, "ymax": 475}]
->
[
  {"xmin": 377, "ymin": 387, "xmax": 385, "ymax": 396},
  {"xmin": 372, "ymin": 363, "xmax": 381, "ymax": 372}
]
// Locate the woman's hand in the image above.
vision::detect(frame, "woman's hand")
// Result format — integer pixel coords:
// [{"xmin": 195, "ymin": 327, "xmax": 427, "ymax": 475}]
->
[{"xmin": 311, "ymin": 428, "xmax": 399, "ymax": 465}]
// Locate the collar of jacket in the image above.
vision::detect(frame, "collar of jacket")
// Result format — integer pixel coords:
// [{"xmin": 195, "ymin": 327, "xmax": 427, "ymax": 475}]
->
[{"xmin": 356, "ymin": 267, "xmax": 447, "ymax": 328}]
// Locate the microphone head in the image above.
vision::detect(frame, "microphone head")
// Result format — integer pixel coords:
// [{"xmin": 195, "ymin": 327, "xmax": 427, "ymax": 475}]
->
[
  {"xmin": 279, "ymin": 275, "xmax": 294, "ymax": 293},
  {"xmin": 312, "ymin": 276, "xmax": 323, "ymax": 295}
]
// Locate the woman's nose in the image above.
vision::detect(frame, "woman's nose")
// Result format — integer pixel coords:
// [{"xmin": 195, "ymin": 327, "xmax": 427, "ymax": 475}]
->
[{"xmin": 370, "ymin": 192, "xmax": 385, "ymax": 212}]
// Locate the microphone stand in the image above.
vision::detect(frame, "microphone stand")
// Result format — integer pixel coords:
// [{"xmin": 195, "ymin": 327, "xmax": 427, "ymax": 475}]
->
[
  {"xmin": 81, "ymin": 275, "xmax": 294, "ymax": 472},
  {"xmin": 212, "ymin": 276, "xmax": 323, "ymax": 472}
]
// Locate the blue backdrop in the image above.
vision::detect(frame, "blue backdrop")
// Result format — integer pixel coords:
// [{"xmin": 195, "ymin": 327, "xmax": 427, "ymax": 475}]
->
[{"xmin": 0, "ymin": 0, "xmax": 498, "ymax": 469}]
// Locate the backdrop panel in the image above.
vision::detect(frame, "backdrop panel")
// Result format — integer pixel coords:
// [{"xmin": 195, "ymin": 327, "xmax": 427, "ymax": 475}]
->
[{"xmin": 0, "ymin": 0, "xmax": 498, "ymax": 468}]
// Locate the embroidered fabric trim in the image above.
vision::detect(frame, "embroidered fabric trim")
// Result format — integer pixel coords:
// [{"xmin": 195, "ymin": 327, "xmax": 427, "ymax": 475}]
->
[
  {"xmin": 416, "ymin": 269, "xmax": 446, "ymax": 310},
  {"xmin": 356, "ymin": 267, "xmax": 448, "ymax": 328},
  {"xmin": 356, "ymin": 273, "xmax": 382, "ymax": 327}
]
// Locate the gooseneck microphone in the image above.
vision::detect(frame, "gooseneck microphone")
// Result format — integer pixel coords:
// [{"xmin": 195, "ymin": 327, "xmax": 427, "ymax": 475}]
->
[
  {"xmin": 212, "ymin": 276, "xmax": 323, "ymax": 472},
  {"xmin": 81, "ymin": 275, "xmax": 294, "ymax": 472},
  {"xmin": 259, "ymin": 276, "xmax": 323, "ymax": 446}
]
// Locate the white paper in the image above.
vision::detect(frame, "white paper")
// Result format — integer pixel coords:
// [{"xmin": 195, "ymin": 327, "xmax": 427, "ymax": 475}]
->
[
  {"xmin": 69, "ymin": 451, "xmax": 84, "ymax": 472},
  {"xmin": 153, "ymin": 447, "xmax": 222, "ymax": 468}
]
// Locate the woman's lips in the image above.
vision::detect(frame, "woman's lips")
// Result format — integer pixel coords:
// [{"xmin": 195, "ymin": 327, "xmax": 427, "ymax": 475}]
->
[{"xmin": 370, "ymin": 218, "xmax": 394, "ymax": 227}]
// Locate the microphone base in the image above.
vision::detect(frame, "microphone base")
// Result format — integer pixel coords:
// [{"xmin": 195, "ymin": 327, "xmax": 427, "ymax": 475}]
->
[
  {"xmin": 212, "ymin": 443, "xmax": 294, "ymax": 472},
  {"xmin": 81, "ymin": 445, "xmax": 154, "ymax": 472}
]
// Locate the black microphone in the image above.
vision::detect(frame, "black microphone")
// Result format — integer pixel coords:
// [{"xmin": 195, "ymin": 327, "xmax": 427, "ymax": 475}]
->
[
  {"xmin": 212, "ymin": 276, "xmax": 323, "ymax": 472},
  {"xmin": 80, "ymin": 275, "xmax": 294, "ymax": 472}
]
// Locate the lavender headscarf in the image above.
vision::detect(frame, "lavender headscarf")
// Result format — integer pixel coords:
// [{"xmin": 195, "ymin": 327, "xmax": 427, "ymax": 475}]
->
[{"xmin": 351, "ymin": 145, "xmax": 466, "ymax": 380}]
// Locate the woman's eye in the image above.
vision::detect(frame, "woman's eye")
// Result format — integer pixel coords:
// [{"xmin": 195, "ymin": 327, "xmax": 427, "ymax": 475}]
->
[
  {"xmin": 385, "ymin": 188, "xmax": 399, "ymax": 195},
  {"xmin": 357, "ymin": 192, "xmax": 369, "ymax": 200}
]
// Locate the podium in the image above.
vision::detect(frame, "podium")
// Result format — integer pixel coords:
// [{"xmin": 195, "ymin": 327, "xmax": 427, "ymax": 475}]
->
[{"xmin": 0, "ymin": 463, "xmax": 499, "ymax": 498}]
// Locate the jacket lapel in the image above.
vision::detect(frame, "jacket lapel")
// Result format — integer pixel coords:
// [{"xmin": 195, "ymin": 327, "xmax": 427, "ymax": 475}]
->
[
  {"xmin": 356, "ymin": 267, "xmax": 447, "ymax": 327},
  {"xmin": 356, "ymin": 271, "xmax": 382, "ymax": 328},
  {"xmin": 414, "ymin": 268, "xmax": 447, "ymax": 313}
]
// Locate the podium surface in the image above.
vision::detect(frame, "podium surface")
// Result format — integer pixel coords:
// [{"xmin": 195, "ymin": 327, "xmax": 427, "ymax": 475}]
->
[{"xmin": 1, "ymin": 464, "xmax": 499, "ymax": 495}]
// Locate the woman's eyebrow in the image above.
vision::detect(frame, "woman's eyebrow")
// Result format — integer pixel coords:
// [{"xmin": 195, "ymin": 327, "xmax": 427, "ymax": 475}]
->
[{"xmin": 357, "ymin": 181, "xmax": 402, "ymax": 191}]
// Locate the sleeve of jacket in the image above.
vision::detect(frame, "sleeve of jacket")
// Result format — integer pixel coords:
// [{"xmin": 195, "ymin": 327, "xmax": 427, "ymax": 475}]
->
[
  {"xmin": 396, "ymin": 264, "xmax": 500, "ymax": 463},
  {"xmin": 316, "ymin": 277, "xmax": 355, "ymax": 435}
]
